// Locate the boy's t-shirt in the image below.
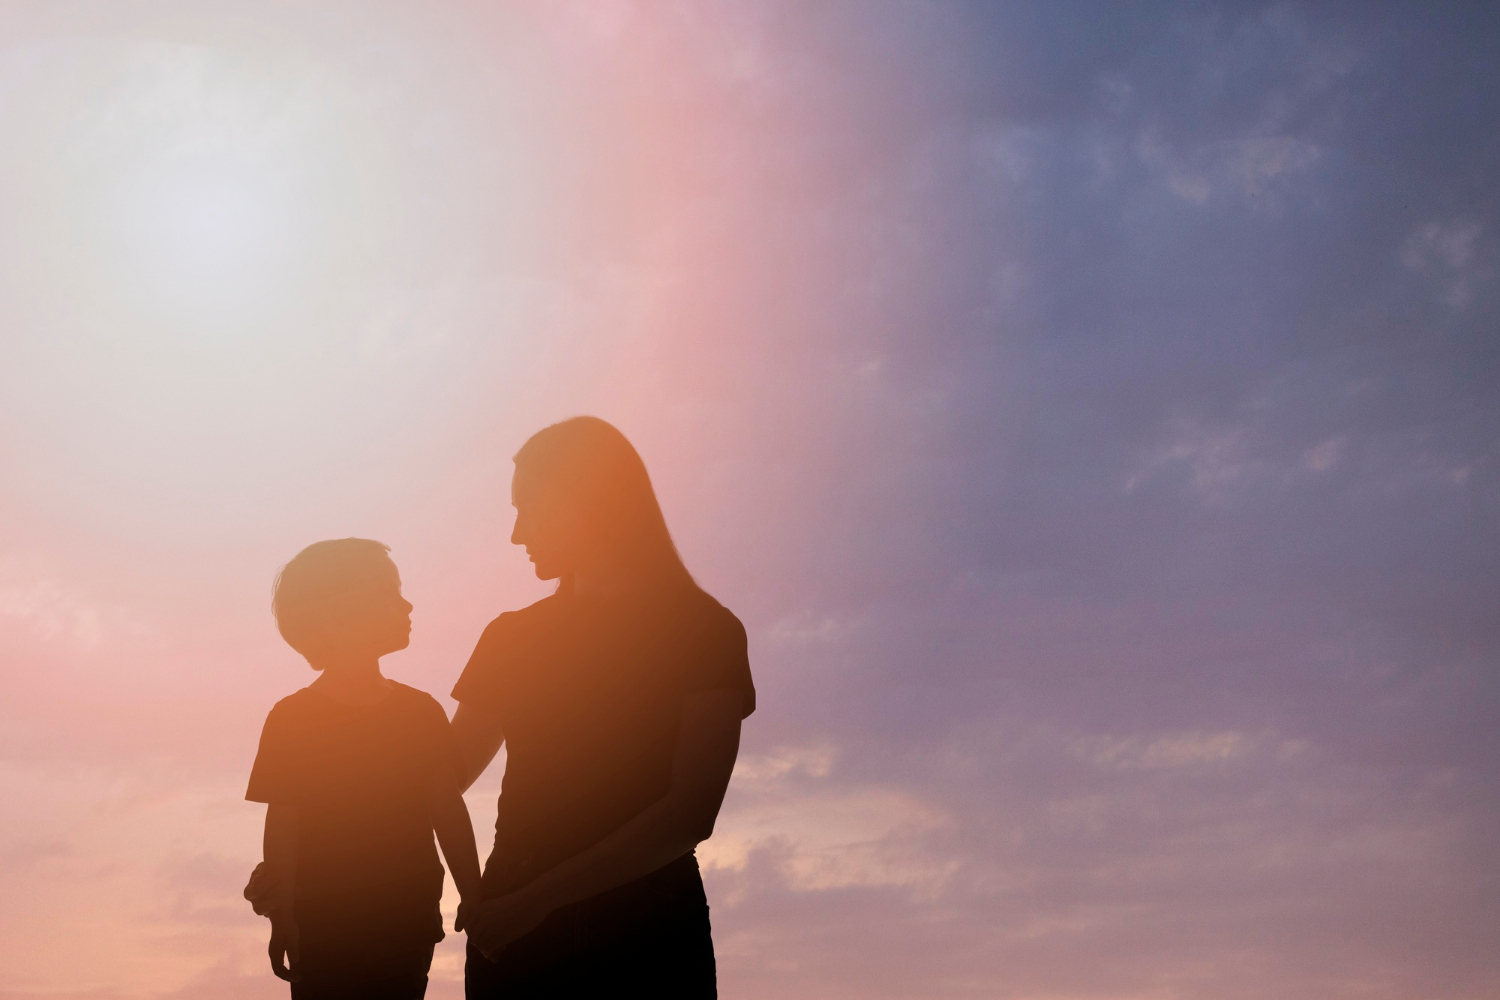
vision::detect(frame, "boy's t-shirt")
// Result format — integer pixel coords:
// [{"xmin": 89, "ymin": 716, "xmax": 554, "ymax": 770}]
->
[{"xmin": 246, "ymin": 680, "xmax": 453, "ymax": 943}]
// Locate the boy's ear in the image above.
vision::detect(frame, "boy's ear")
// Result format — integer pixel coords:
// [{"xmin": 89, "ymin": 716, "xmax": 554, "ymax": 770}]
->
[{"xmin": 283, "ymin": 620, "xmax": 331, "ymax": 665}]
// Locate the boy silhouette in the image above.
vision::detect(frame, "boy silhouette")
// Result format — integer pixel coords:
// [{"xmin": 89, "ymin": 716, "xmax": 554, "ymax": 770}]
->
[{"xmin": 246, "ymin": 538, "xmax": 481, "ymax": 999}]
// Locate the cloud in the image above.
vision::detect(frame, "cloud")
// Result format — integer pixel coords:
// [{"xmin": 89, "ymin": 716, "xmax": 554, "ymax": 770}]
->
[
  {"xmin": 0, "ymin": 558, "xmax": 148, "ymax": 649},
  {"xmin": 1402, "ymin": 219, "xmax": 1487, "ymax": 309},
  {"xmin": 1072, "ymin": 729, "xmax": 1252, "ymax": 770},
  {"xmin": 704, "ymin": 744, "xmax": 956, "ymax": 897}
]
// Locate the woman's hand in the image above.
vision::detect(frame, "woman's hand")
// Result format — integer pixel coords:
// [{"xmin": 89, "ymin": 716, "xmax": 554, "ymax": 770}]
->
[
  {"xmin": 466, "ymin": 890, "xmax": 550, "ymax": 961},
  {"xmin": 268, "ymin": 915, "xmax": 301, "ymax": 982}
]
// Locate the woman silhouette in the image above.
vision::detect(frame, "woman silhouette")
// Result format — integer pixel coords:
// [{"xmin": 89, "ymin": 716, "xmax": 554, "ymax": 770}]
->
[{"xmin": 451, "ymin": 416, "xmax": 754, "ymax": 997}]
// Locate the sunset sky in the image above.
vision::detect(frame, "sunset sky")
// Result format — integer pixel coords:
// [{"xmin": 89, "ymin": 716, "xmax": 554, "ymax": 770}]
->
[{"xmin": 1, "ymin": 2, "xmax": 1497, "ymax": 998}]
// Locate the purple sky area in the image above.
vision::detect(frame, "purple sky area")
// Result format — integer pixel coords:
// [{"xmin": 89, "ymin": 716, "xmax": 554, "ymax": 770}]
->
[{"xmin": 710, "ymin": 5, "xmax": 1499, "ymax": 996}]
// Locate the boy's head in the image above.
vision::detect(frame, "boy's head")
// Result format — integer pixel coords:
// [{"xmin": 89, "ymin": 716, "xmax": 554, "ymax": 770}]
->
[{"xmin": 271, "ymin": 538, "xmax": 412, "ymax": 666}]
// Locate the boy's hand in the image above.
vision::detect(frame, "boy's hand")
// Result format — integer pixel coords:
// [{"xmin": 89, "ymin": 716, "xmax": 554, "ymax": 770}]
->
[
  {"xmin": 244, "ymin": 861, "xmax": 280, "ymax": 917},
  {"xmin": 268, "ymin": 917, "xmax": 301, "ymax": 982},
  {"xmin": 454, "ymin": 898, "xmax": 478, "ymax": 934}
]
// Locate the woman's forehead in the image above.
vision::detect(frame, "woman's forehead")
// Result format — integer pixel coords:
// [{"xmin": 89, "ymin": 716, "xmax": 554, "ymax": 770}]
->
[{"xmin": 511, "ymin": 463, "xmax": 555, "ymax": 503}]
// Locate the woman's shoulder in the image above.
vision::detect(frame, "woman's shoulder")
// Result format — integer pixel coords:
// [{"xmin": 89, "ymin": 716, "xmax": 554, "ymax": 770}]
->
[
  {"xmin": 455, "ymin": 593, "xmax": 568, "ymax": 700},
  {"xmin": 478, "ymin": 592, "xmax": 569, "ymax": 645},
  {"xmin": 677, "ymin": 588, "xmax": 746, "ymax": 641}
]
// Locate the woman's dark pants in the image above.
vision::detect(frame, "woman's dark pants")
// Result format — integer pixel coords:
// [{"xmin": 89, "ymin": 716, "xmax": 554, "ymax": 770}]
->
[{"xmin": 465, "ymin": 854, "xmax": 716, "ymax": 999}]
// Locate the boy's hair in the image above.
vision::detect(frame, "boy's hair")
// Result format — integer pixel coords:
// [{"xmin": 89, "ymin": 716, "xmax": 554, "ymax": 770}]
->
[{"xmin": 272, "ymin": 538, "xmax": 393, "ymax": 658}]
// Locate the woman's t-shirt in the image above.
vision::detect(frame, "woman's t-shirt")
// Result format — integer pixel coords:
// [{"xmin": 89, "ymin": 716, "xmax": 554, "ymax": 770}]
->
[
  {"xmin": 451, "ymin": 588, "xmax": 754, "ymax": 895},
  {"xmin": 245, "ymin": 681, "xmax": 453, "ymax": 942}
]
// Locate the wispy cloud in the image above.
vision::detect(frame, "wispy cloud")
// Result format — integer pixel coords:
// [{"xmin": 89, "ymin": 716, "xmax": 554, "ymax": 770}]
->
[{"xmin": 0, "ymin": 559, "xmax": 148, "ymax": 649}]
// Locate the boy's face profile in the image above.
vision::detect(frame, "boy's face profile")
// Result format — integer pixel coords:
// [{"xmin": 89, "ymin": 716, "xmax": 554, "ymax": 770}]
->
[{"xmin": 301, "ymin": 556, "xmax": 413, "ymax": 663}]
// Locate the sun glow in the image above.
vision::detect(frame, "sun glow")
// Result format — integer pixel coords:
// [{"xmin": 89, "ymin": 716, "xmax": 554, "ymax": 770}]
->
[{"xmin": 119, "ymin": 162, "xmax": 294, "ymax": 308}]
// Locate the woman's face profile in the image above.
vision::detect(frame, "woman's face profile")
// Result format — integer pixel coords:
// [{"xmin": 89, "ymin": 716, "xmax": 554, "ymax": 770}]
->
[{"xmin": 510, "ymin": 463, "xmax": 599, "ymax": 582}]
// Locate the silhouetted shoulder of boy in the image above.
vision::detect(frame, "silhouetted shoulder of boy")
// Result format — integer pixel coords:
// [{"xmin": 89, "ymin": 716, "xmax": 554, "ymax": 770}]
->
[
  {"xmin": 249, "ymin": 682, "xmax": 452, "ymax": 790},
  {"xmin": 249, "ymin": 681, "xmax": 452, "ymax": 807}
]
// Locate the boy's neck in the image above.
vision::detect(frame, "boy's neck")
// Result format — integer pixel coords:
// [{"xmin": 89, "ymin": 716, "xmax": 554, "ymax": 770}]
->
[{"xmin": 307, "ymin": 656, "xmax": 392, "ymax": 706}]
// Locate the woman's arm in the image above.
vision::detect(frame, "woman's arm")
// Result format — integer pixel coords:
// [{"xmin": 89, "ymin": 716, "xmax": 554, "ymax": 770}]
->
[
  {"xmin": 469, "ymin": 689, "xmax": 742, "ymax": 958},
  {"xmin": 450, "ymin": 702, "xmax": 506, "ymax": 794},
  {"xmin": 262, "ymin": 801, "xmax": 300, "ymax": 982}
]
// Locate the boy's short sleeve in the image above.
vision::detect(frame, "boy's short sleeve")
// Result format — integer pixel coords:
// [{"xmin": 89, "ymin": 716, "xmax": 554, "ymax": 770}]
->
[
  {"xmin": 245, "ymin": 702, "xmax": 299, "ymax": 804},
  {"xmin": 450, "ymin": 614, "xmax": 513, "ymax": 714},
  {"xmin": 681, "ymin": 606, "xmax": 756, "ymax": 719},
  {"xmin": 416, "ymin": 692, "xmax": 461, "ymax": 779}
]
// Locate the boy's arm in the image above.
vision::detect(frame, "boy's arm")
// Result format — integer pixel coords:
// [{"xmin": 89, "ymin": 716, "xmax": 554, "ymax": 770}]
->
[
  {"xmin": 263, "ymin": 801, "xmax": 300, "ymax": 982},
  {"xmin": 431, "ymin": 767, "xmax": 483, "ymax": 930}
]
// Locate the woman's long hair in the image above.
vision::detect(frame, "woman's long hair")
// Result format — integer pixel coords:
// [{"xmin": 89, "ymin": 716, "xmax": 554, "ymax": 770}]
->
[{"xmin": 514, "ymin": 416, "xmax": 699, "ymax": 595}]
